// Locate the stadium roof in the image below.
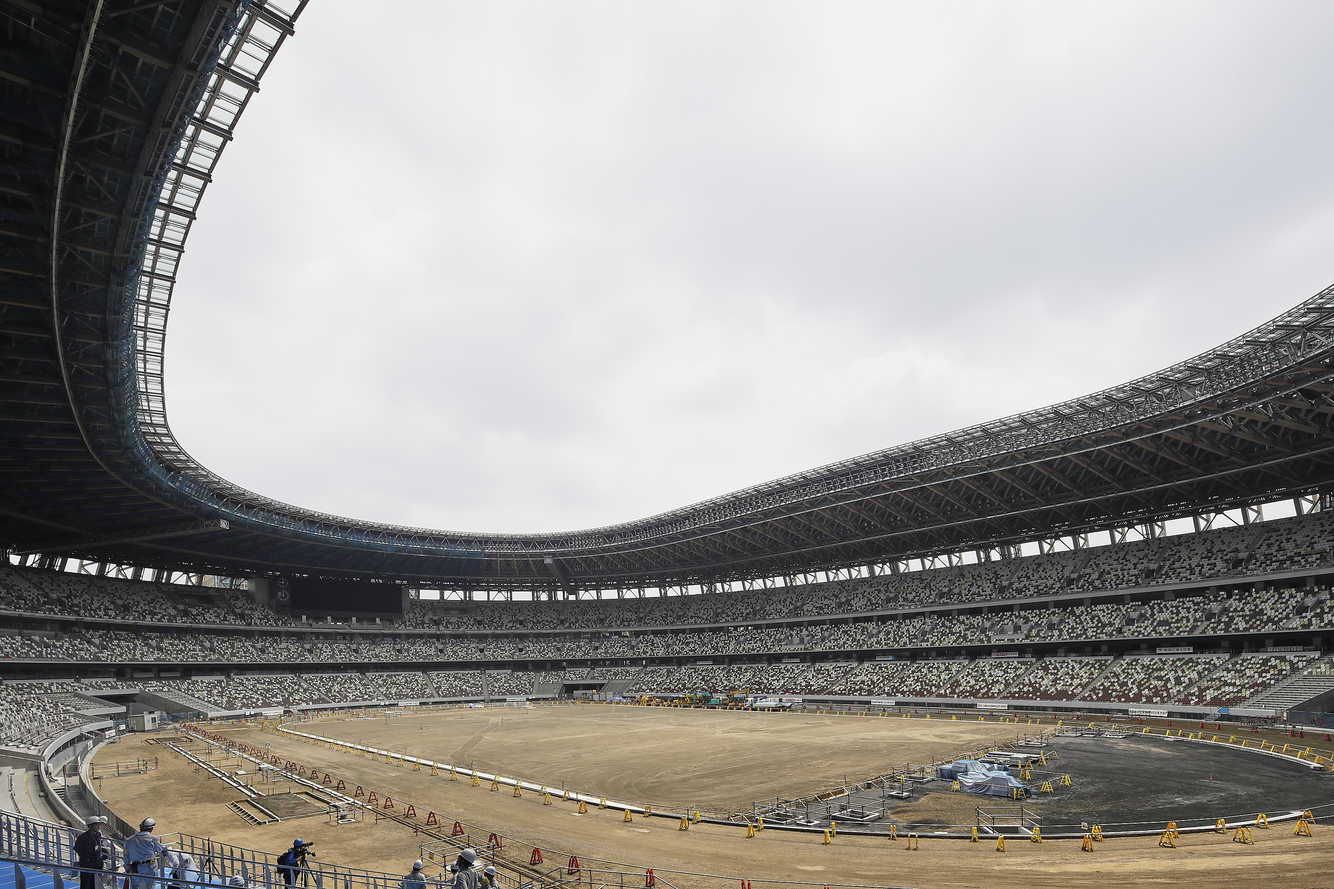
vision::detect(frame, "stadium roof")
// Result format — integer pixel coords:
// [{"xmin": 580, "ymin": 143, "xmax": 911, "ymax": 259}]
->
[{"xmin": 3, "ymin": 0, "xmax": 1334, "ymax": 593}]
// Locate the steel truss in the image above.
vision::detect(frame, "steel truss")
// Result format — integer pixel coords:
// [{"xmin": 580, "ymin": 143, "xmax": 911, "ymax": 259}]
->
[{"xmin": 1, "ymin": 0, "xmax": 1333, "ymax": 592}]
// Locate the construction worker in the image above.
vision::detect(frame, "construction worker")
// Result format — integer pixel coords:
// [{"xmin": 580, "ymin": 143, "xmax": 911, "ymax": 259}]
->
[
  {"xmin": 73, "ymin": 816, "xmax": 111, "ymax": 889},
  {"xmin": 479, "ymin": 865, "xmax": 498, "ymax": 889},
  {"xmin": 447, "ymin": 849, "xmax": 479, "ymax": 889},
  {"xmin": 123, "ymin": 818, "xmax": 167, "ymax": 889},
  {"xmin": 402, "ymin": 860, "xmax": 427, "ymax": 889}
]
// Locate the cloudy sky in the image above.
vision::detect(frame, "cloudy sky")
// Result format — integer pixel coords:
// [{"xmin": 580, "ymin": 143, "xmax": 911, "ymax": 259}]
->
[{"xmin": 166, "ymin": 1, "xmax": 1334, "ymax": 534}]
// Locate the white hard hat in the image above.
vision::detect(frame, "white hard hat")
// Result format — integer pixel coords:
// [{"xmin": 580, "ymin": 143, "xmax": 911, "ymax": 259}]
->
[
  {"xmin": 412, "ymin": 861, "xmax": 423, "ymax": 871},
  {"xmin": 459, "ymin": 848, "xmax": 477, "ymax": 865},
  {"xmin": 484, "ymin": 866, "xmax": 496, "ymax": 876},
  {"xmin": 140, "ymin": 818, "xmax": 156, "ymax": 831}
]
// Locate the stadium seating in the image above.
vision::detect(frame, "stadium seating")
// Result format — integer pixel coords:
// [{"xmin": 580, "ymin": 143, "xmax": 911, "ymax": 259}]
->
[
  {"xmin": 5, "ymin": 511, "xmax": 1333, "ymax": 632},
  {"xmin": 1, "ymin": 509, "xmax": 1332, "ymax": 750},
  {"xmin": 0, "ymin": 583, "xmax": 1328, "ymax": 669}
]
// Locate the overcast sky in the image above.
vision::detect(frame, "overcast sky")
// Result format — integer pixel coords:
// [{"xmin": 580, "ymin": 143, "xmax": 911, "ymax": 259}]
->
[{"xmin": 165, "ymin": 1, "xmax": 1334, "ymax": 534}]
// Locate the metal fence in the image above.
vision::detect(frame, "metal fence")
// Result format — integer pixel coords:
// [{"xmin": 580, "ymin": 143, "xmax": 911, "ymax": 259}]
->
[{"xmin": 0, "ymin": 809, "xmax": 424, "ymax": 889}]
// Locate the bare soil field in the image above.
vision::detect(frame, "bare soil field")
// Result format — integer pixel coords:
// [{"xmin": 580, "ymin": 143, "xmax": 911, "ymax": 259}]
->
[
  {"xmin": 89, "ymin": 708, "xmax": 1334, "ymax": 889},
  {"xmin": 304, "ymin": 704, "xmax": 1021, "ymax": 810}
]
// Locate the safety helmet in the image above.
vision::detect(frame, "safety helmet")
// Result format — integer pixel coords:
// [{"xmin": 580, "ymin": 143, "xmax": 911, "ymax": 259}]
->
[
  {"xmin": 459, "ymin": 848, "xmax": 478, "ymax": 865},
  {"xmin": 412, "ymin": 861, "xmax": 423, "ymax": 871},
  {"xmin": 140, "ymin": 818, "xmax": 156, "ymax": 831},
  {"xmin": 484, "ymin": 866, "xmax": 496, "ymax": 876},
  {"xmin": 293, "ymin": 839, "xmax": 304, "ymax": 847}
]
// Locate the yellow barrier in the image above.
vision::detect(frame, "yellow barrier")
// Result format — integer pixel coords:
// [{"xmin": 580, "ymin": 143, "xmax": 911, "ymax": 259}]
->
[
  {"xmin": 471, "ymin": 774, "xmax": 480, "ymax": 786},
  {"xmin": 1030, "ymin": 827, "xmax": 1042, "ymax": 844},
  {"xmin": 1214, "ymin": 818, "xmax": 1226, "ymax": 833},
  {"xmin": 951, "ymin": 780, "xmax": 961, "ymax": 792},
  {"xmin": 995, "ymin": 835, "xmax": 1006, "ymax": 852},
  {"xmin": 1158, "ymin": 830, "xmax": 1176, "ymax": 848},
  {"xmin": 888, "ymin": 825, "xmax": 898, "ymax": 840},
  {"xmin": 577, "ymin": 800, "xmax": 588, "ymax": 814},
  {"xmin": 970, "ymin": 826, "xmax": 978, "ymax": 843},
  {"xmin": 1080, "ymin": 833, "xmax": 1094, "ymax": 852},
  {"xmin": 1231, "ymin": 827, "xmax": 1254, "ymax": 845},
  {"xmin": 624, "ymin": 809, "xmax": 633, "ymax": 822},
  {"xmin": 680, "ymin": 817, "xmax": 690, "ymax": 831},
  {"xmin": 1295, "ymin": 819, "xmax": 1314, "ymax": 837},
  {"xmin": 1255, "ymin": 813, "xmax": 1268, "ymax": 828},
  {"xmin": 905, "ymin": 833, "xmax": 919, "ymax": 850},
  {"xmin": 490, "ymin": 778, "xmax": 500, "ymax": 792},
  {"xmin": 822, "ymin": 829, "xmax": 831, "ymax": 845},
  {"xmin": 746, "ymin": 824, "xmax": 756, "ymax": 838},
  {"xmin": 512, "ymin": 784, "xmax": 523, "ymax": 798},
  {"xmin": 1091, "ymin": 824, "xmax": 1103, "ymax": 842}
]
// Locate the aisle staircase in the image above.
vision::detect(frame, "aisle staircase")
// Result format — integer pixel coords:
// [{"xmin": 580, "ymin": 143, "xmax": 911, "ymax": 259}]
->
[
  {"xmin": 1246, "ymin": 657, "xmax": 1334, "ymax": 711},
  {"xmin": 1070, "ymin": 658, "xmax": 1120, "ymax": 700}
]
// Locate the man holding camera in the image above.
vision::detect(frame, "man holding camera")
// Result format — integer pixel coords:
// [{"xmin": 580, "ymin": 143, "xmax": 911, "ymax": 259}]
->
[{"xmin": 277, "ymin": 839, "xmax": 313, "ymax": 887}]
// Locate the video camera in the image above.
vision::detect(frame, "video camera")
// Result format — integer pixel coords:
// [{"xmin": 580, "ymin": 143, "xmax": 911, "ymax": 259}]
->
[{"xmin": 293, "ymin": 843, "xmax": 316, "ymax": 862}]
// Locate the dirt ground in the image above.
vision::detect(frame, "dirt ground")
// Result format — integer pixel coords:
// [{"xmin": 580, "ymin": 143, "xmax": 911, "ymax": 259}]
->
[
  {"xmin": 302, "ymin": 704, "xmax": 1021, "ymax": 811},
  {"xmin": 90, "ymin": 708, "xmax": 1334, "ymax": 889}
]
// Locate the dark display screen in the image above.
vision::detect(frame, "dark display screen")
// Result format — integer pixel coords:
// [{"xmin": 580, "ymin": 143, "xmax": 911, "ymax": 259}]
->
[{"xmin": 287, "ymin": 577, "xmax": 404, "ymax": 614}]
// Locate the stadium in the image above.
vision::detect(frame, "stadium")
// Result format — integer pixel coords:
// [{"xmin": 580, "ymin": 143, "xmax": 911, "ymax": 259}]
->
[{"xmin": 2, "ymin": 2, "xmax": 1334, "ymax": 888}]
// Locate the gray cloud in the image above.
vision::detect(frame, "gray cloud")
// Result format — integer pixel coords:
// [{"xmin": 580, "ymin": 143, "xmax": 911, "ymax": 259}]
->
[{"xmin": 166, "ymin": 1, "xmax": 1334, "ymax": 533}]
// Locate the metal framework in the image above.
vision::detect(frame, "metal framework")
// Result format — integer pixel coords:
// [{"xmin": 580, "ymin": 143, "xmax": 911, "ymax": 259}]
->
[{"xmin": 2, "ymin": 0, "xmax": 1334, "ymax": 594}]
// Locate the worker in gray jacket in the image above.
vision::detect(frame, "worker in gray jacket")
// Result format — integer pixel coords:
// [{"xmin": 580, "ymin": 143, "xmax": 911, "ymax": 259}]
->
[
  {"xmin": 124, "ymin": 818, "xmax": 169, "ymax": 889},
  {"xmin": 402, "ymin": 860, "xmax": 427, "ymax": 889},
  {"xmin": 447, "ymin": 849, "xmax": 479, "ymax": 889}
]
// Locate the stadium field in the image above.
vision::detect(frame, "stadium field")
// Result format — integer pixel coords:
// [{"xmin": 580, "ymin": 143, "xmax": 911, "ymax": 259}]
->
[
  {"xmin": 301, "ymin": 703, "xmax": 1022, "ymax": 811},
  {"xmin": 91, "ymin": 711, "xmax": 1334, "ymax": 889}
]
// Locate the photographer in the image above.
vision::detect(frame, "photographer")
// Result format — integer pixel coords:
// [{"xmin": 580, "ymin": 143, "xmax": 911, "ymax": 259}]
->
[
  {"xmin": 276, "ymin": 839, "xmax": 313, "ymax": 887},
  {"xmin": 163, "ymin": 849, "xmax": 199, "ymax": 889}
]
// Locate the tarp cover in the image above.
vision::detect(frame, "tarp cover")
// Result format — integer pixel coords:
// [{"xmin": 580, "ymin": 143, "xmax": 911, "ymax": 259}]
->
[{"xmin": 937, "ymin": 760, "xmax": 1025, "ymax": 796}]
